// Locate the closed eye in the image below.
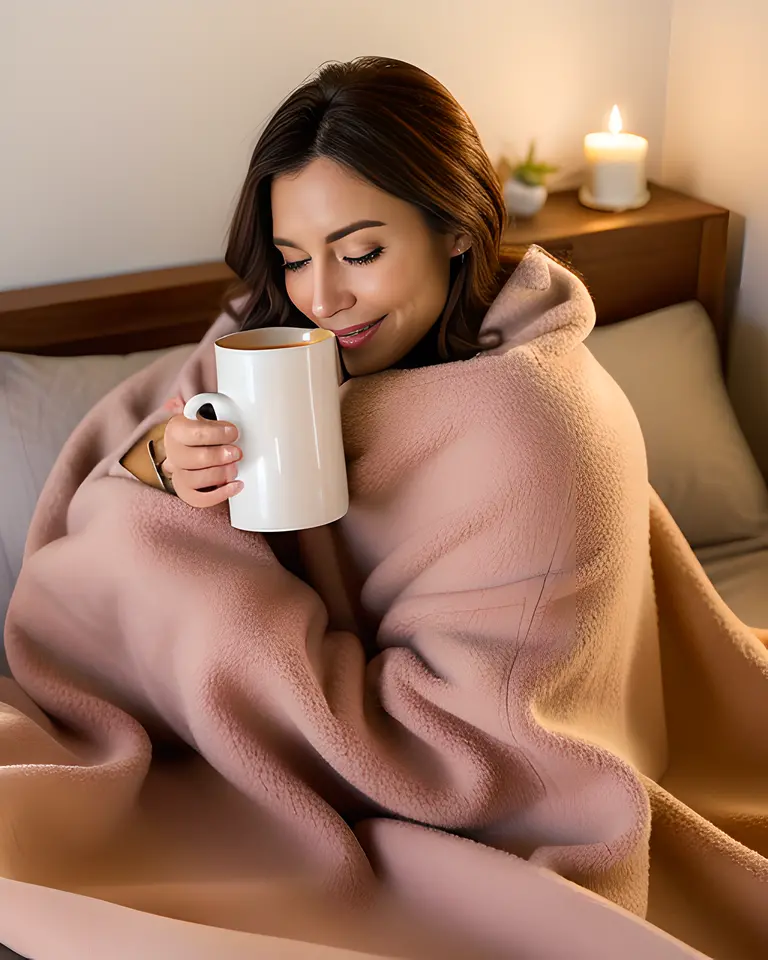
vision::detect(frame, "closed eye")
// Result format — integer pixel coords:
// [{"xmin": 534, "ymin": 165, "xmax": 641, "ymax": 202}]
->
[
  {"xmin": 344, "ymin": 246, "xmax": 384, "ymax": 266},
  {"xmin": 283, "ymin": 257, "xmax": 310, "ymax": 273},
  {"xmin": 282, "ymin": 247, "xmax": 385, "ymax": 273}
]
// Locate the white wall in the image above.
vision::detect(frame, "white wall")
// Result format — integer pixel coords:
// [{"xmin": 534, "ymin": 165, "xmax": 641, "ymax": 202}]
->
[
  {"xmin": 662, "ymin": 0, "xmax": 768, "ymax": 471},
  {"xmin": 1, "ymin": 0, "xmax": 673, "ymax": 291}
]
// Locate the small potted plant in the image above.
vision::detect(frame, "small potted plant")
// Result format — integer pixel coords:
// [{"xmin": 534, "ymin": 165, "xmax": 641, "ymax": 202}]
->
[{"xmin": 499, "ymin": 142, "xmax": 558, "ymax": 218}]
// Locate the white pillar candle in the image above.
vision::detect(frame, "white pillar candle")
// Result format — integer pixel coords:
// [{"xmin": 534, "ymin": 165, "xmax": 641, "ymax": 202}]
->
[{"xmin": 579, "ymin": 106, "xmax": 650, "ymax": 212}]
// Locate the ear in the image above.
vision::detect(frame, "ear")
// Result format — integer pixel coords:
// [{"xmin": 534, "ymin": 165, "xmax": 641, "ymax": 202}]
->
[{"xmin": 449, "ymin": 233, "xmax": 472, "ymax": 258}]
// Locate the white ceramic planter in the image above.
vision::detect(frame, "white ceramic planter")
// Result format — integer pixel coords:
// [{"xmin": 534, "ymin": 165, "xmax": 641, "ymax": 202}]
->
[{"xmin": 504, "ymin": 179, "xmax": 548, "ymax": 218}]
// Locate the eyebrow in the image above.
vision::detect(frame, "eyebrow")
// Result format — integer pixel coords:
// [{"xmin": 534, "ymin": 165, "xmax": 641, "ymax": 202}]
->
[{"xmin": 273, "ymin": 219, "xmax": 386, "ymax": 249}]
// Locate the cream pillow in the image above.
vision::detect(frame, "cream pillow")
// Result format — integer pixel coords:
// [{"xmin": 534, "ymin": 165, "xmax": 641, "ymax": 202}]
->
[{"xmin": 587, "ymin": 302, "xmax": 768, "ymax": 549}]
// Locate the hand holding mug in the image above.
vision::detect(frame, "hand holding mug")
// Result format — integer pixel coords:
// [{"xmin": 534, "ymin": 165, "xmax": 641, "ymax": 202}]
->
[
  {"xmin": 161, "ymin": 409, "xmax": 244, "ymax": 508},
  {"xmin": 182, "ymin": 327, "xmax": 348, "ymax": 532}
]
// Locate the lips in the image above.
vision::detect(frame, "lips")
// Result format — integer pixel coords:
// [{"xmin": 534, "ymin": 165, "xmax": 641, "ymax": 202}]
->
[{"xmin": 333, "ymin": 316, "xmax": 386, "ymax": 349}]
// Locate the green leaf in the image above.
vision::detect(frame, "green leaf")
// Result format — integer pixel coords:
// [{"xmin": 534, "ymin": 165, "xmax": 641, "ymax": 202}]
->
[
  {"xmin": 514, "ymin": 169, "xmax": 543, "ymax": 187},
  {"xmin": 505, "ymin": 140, "xmax": 558, "ymax": 186}
]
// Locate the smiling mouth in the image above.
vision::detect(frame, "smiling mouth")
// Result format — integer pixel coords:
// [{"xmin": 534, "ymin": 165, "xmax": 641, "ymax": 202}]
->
[
  {"xmin": 334, "ymin": 316, "xmax": 386, "ymax": 348},
  {"xmin": 337, "ymin": 316, "xmax": 386, "ymax": 336},
  {"xmin": 347, "ymin": 322, "xmax": 377, "ymax": 335}
]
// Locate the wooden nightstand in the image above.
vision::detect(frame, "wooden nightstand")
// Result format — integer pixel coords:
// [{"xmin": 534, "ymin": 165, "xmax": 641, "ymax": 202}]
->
[{"xmin": 503, "ymin": 183, "xmax": 729, "ymax": 354}]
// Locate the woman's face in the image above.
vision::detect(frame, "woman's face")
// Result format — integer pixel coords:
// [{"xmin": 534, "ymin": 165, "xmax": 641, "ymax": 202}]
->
[{"xmin": 271, "ymin": 157, "xmax": 468, "ymax": 376}]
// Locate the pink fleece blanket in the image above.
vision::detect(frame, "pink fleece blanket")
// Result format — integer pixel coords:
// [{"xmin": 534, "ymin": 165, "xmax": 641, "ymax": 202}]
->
[{"xmin": 1, "ymin": 247, "xmax": 767, "ymax": 960}]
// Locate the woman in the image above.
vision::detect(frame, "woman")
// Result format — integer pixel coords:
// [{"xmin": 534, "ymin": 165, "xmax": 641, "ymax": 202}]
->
[
  {"xmin": 3, "ymin": 56, "xmax": 768, "ymax": 960},
  {"xmin": 121, "ymin": 55, "xmax": 524, "ymax": 503}
]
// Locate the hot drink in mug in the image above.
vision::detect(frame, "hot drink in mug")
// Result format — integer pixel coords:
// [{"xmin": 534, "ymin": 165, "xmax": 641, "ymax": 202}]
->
[{"xmin": 184, "ymin": 327, "xmax": 348, "ymax": 532}]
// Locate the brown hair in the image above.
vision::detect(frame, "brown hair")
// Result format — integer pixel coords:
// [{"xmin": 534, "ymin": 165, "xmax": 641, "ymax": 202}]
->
[{"xmin": 224, "ymin": 56, "xmax": 524, "ymax": 362}]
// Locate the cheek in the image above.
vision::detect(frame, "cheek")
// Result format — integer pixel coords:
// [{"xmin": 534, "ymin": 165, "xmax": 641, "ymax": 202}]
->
[
  {"xmin": 393, "ymin": 249, "xmax": 450, "ymax": 319},
  {"xmin": 284, "ymin": 273, "xmax": 313, "ymax": 317},
  {"xmin": 376, "ymin": 250, "xmax": 441, "ymax": 313}
]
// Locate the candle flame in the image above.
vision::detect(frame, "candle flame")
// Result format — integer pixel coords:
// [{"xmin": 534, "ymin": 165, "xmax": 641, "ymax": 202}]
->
[{"xmin": 609, "ymin": 104, "xmax": 623, "ymax": 136}]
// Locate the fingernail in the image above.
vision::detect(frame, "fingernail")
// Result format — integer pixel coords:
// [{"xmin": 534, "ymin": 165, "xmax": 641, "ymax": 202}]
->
[
  {"xmin": 224, "ymin": 446, "xmax": 240, "ymax": 460},
  {"xmin": 231, "ymin": 481, "xmax": 244, "ymax": 493},
  {"xmin": 224, "ymin": 424, "xmax": 239, "ymax": 439}
]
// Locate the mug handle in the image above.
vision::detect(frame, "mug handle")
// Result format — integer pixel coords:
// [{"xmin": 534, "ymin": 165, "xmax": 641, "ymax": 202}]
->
[{"xmin": 183, "ymin": 392, "xmax": 241, "ymax": 427}]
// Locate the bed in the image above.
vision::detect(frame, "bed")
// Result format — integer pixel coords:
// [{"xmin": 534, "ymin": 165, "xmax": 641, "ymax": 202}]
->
[{"xmin": 2, "ymin": 219, "xmax": 768, "ymax": 681}]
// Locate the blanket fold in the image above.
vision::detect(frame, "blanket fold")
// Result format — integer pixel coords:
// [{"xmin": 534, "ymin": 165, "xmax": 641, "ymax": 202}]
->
[{"xmin": 1, "ymin": 246, "xmax": 766, "ymax": 960}]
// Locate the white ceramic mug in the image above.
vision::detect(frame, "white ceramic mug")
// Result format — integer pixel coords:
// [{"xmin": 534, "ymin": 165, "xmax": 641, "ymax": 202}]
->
[{"xmin": 184, "ymin": 327, "xmax": 348, "ymax": 533}]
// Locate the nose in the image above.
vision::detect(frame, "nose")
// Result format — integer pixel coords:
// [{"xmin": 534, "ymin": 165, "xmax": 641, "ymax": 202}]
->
[{"xmin": 312, "ymin": 260, "xmax": 355, "ymax": 321}]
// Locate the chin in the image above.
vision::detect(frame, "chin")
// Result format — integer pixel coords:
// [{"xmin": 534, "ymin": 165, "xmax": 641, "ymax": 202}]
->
[
  {"xmin": 342, "ymin": 351, "xmax": 390, "ymax": 377},
  {"xmin": 341, "ymin": 323, "xmax": 421, "ymax": 376}
]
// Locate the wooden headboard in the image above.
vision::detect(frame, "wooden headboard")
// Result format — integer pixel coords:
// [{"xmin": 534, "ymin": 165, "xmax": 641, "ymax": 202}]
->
[
  {"xmin": 0, "ymin": 261, "xmax": 236, "ymax": 357},
  {"xmin": 0, "ymin": 184, "xmax": 729, "ymax": 360}
]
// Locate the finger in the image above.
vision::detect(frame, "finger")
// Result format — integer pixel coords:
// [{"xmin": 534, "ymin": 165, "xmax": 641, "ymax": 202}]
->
[
  {"xmin": 166, "ymin": 415, "xmax": 239, "ymax": 448},
  {"xmin": 177, "ymin": 480, "xmax": 243, "ymax": 508},
  {"xmin": 165, "ymin": 443, "xmax": 241, "ymax": 472},
  {"xmin": 174, "ymin": 463, "xmax": 240, "ymax": 491}
]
